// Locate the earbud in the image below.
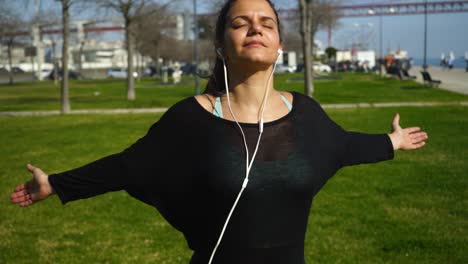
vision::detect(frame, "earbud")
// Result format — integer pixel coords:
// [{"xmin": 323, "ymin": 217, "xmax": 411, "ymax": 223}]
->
[
  {"xmin": 216, "ymin": 48, "xmax": 224, "ymax": 60},
  {"xmin": 278, "ymin": 49, "xmax": 283, "ymax": 55}
]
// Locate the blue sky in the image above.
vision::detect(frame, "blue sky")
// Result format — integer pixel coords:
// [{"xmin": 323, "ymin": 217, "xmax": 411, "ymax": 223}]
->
[
  {"xmin": 319, "ymin": 12, "xmax": 468, "ymax": 60},
  {"xmin": 16, "ymin": 0, "xmax": 468, "ymax": 60}
]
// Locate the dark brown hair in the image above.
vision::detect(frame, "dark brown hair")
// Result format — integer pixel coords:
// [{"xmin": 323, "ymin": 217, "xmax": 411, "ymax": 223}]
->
[{"xmin": 204, "ymin": 0, "xmax": 283, "ymax": 96}]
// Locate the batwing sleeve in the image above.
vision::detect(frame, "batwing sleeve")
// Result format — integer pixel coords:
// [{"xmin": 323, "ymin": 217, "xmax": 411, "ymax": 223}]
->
[
  {"xmin": 310, "ymin": 98, "xmax": 394, "ymax": 168},
  {"xmin": 48, "ymin": 102, "xmax": 189, "ymax": 206}
]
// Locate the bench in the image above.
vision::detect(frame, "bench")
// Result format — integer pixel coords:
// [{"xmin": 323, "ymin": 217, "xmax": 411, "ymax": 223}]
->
[{"xmin": 420, "ymin": 71, "xmax": 441, "ymax": 88}]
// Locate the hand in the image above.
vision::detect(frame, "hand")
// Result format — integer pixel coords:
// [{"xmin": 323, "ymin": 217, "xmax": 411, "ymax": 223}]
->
[
  {"xmin": 388, "ymin": 113, "xmax": 428, "ymax": 151},
  {"xmin": 10, "ymin": 164, "xmax": 55, "ymax": 207}
]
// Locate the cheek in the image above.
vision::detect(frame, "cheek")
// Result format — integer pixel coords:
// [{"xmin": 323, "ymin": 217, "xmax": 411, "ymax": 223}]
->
[{"xmin": 223, "ymin": 31, "xmax": 245, "ymax": 57}]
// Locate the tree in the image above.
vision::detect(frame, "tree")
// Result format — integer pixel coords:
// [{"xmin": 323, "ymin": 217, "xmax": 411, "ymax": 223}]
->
[
  {"xmin": 133, "ymin": 2, "xmax": 171, "ymax": 76},
  {"xmin": 95, "ymin": 0, "xmax": 155, "ymax": 101},
  {"xmin": 56, "ymin": 0, "xmax": 73, "ymax": 113},
  {"xmin": 298, "ymin": 0, "xmax": 341, "ymax": 97},
  {"xmin": 0, "ymin": 5, "xmax": 26, "ymax": 85},
  {"xmin": 325, "ymin": 46, "xmax": 337, "ymax": 60}
]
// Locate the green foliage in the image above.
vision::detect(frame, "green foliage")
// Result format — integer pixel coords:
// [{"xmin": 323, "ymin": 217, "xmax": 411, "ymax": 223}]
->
[{"xmin": 325, "ymin": 46, "xmax": 337, "ymax": 59}]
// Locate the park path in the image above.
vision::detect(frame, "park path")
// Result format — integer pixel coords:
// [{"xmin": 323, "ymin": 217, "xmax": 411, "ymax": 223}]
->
[
  {"xmin": 1, "ymin": 101, "xmax": 466, "ymax": 117},
  {"xmin": 409, "ymin": 66, "xmax": 468, "ymax": 95},
  {"xmin": 2, "ymin": 65, "xmax": 467, "ymax": 117}
]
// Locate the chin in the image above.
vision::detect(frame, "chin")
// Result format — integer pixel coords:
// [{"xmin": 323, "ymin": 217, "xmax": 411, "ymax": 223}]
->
[{"xmin": 238, "ymin": 54, "xmax": 276, "ymax": 67}]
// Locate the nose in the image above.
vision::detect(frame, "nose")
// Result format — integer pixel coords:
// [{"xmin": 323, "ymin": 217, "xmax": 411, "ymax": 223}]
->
[{"xmin": 248, "ymin": 22, "xmax": 263, "ymax": 36}]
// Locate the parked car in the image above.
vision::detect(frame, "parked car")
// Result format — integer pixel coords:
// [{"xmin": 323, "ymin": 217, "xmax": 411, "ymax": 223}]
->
[
  {"xmin": 274, "ymin": 64, "xmax": 295, "ymax": 74},
  {"xmin": 106, "ymin": 67, "xmax": 138, "ymax": 78},
  {"xmin": 181, "ymin": 63, "xmax": 196, "ymax": 75},
  {"xmin": 11, "ymin": 67, "xmax": 25, "ymax": 73},
  {"xmin": 312, "ymin": 62, "xmax": 332, "ymax": 73},
  {"xmin": 38, "ymin": 69, "xmax": 53, "ymax": 79},
  {"xmin": 295, "ymin": 62, "xmax": 332, "ymax": 73},
  {"xmin": 143, "ymin": 66, "xmax": 157, "ymax": 77},
  {"xmin": 48, "ymin": 69, "xmax": 83, "ymax": 80}
]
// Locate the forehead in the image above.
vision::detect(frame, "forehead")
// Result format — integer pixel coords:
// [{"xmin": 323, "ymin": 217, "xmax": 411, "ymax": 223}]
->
[{"xmin": 227, "ymin": 0, "xmax": 277, "ymax": 20}]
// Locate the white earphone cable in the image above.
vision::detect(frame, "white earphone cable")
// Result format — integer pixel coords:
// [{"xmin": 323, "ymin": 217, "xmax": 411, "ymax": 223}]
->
[{"xmin": 208, "ymin": 50, "xmax": 281, "ymax": 264}]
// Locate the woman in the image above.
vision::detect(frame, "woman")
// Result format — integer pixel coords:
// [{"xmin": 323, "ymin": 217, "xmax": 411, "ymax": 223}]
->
[{"xmin": 10, "ymin": 0, "xmax": 428, "ymax": 263}]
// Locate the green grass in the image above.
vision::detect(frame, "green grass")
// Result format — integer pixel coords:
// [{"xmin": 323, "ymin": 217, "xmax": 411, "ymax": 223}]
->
[
  {"xmin": 1, "ymin": 73, "xmax": 466, "ymax": 263},
  {"xmin": 1, "ymin": 106, "xmax": 466, "ymax": 263},
  {"xmin": 1, "ymin": 73, "xmax": 467, "ymax": 112}
]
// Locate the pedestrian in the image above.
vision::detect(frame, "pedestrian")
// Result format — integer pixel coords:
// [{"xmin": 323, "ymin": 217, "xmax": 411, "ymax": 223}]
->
[
  {"xmin": 448, "ymin": 51, "xmax": 455, "ymax": 70},
  {"xmin": 440, "ymin": 52, "xmax": 447, "ymax": 70},
  {"xmin": 465, "ymin": 51, "xmax": 468, "ymax": 72},
  {"xmin": 10, "ymin": 1, "xmax": 429, "ymax": 263}
]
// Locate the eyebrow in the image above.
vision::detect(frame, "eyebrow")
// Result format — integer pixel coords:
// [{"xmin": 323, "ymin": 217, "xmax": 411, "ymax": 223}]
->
[{"xmin": 231, "ymin": 15, "xmax": 277, "ymax": 23}]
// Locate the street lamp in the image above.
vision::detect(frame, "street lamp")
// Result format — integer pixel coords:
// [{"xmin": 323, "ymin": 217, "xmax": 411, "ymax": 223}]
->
[
  {"xmin": 423, "ymin": 0, "xmax": 428, "ymax": 70},
  {"xmin": 193, "ymin": 0, "xmax": 200, "ymax": 94},
  {"xmin": 368, "ymin": 9, "xmax": 384, "ymax": 76}
]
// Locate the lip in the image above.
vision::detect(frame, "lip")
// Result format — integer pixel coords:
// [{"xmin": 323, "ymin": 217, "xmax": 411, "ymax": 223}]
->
[{"xmin": 244, "ymin": 41, "xmax": 266, "ymax": 47}]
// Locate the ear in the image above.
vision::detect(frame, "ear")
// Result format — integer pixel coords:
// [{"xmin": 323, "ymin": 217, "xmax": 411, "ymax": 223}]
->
[{"xmin": 278, "ymin": 44, "xmax": 284, "ymax": 56}]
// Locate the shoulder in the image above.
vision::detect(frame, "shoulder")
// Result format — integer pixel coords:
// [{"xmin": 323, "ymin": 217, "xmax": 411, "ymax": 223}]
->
[
  {"xmin": 158, "ymin": 96, "xmax": 200, "ymax": 123},
  {"xmin": 194, "ymin": 94, "xmax": 216, "ymax": 113},
  {"xmin": 289, "ymin": 91, "xmax": 322, "ymax": 112}
]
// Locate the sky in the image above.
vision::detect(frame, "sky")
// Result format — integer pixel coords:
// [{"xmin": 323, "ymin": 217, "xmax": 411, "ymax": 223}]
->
[{"xmin": 11, "ymin": 0, "xmax": 468, "ymax": 60}]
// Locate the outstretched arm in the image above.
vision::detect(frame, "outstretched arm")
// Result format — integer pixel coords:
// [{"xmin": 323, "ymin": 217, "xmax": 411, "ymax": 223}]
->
[
  {"xmin": 387, "ymin": 113, "xmax": 428, "ymax": 151},
  {"xmin": 10, "ymin": 164, "xmax": 55, "ymax": 207}
]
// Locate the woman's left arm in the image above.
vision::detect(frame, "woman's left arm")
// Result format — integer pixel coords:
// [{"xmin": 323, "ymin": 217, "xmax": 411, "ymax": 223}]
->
[
  {"xmin": 387, "ymin": 113, "xmax": 428, "ymax": 151},
  {"xmin": 339, "ymin": 112, "xmax": 429, "ymax": 167}
]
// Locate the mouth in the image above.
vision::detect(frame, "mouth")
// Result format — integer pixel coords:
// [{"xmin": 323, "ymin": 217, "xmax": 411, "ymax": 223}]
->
[{"xmin": 244, "ymin": 41, "xmax": 266, "ymax": 47}]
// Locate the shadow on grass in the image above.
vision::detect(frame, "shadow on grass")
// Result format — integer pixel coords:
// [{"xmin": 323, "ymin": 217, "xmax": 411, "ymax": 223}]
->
[
  {"xmin": 287, "ymin": 76, "xmax": 343, "ymax": 82},
  {"xmin": 400, "ymin": 85, "xmax": 431, "ymax": 90}
]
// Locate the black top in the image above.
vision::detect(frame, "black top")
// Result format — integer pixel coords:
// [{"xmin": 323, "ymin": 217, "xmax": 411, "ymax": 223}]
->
[{"xmin": 48, "ymin": 92, "xmax": 394, "ymax": 263}]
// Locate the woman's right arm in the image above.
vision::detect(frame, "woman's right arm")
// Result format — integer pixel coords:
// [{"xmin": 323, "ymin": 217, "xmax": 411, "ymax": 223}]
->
[
  {"xmin": 10, "ymin": 100, "xmax": 190, "ymax": 207},
  {"xmin": 10, "ymin": 164, "xmax": 55, "ymax": 207}
]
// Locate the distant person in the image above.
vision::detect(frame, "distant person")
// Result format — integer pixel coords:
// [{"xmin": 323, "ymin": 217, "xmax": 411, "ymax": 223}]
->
[
  {"xmin": 448, "ymin": 51, "xmax": 455, "ymax": 70},
  {"xmin": 172, "ymin": 62, "xmax": 182, "ymax": 84},
  {"xmin": 440, "ymin": 52, "xmax": 447, "ymax": 70},
  {"xmin": 10, "ymin": 1, "xmax": 429, "ymax": 263},
  {"xmin": 465, "ymin": 51, "xmax": 468, "ymax": 72}
]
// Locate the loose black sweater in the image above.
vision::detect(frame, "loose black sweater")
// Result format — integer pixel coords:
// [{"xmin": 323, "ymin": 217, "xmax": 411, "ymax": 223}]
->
[{"xmin": 48, "ymin": 92, "xmax": 394, "ymax": 263}]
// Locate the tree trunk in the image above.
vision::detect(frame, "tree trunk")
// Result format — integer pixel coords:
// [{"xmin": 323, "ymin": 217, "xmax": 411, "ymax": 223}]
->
[
  {"xmin": 125, "ymin": 22, "xmax": 135, "ymax": 100},
  {"xmin": 61, "ymin": 0, "xmax": 71, "ymax": 114},
  {"xmin": 299, "ymin": 0, "xmax": 315, "ymax": 97},
  {"xmin": 7, "ymin": 41, "xmax": 14, "ymax": 85},
  {"xmin": 52, "ymin": 41, "xmax": 58, "ymax": 86},
  {"xmin": 78, "ymin": 41, "xmax": 85, "ymax": 75}
]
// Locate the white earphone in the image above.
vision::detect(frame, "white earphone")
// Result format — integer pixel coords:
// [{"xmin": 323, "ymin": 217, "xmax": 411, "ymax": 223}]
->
[{"xmin": 208, "ymin": 46, "xmax": 283, "ymax": 264}]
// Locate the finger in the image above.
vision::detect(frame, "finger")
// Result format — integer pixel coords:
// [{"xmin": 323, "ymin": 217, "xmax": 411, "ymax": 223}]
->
[
  {"xmin": 19, "ymin": 200, "xmax": 33, "ymax": 207},
  {"xmin": 14, "ymin": 183, "xmax": 27, "ymax": 192},
  {"xmin": 11, "ymin": 193, "xmax": 31, "ymax": 204},
  {"xmin": 412, "ymin": 141, "xmax": 426, "ymax": 149},
  {"xmin": 27, "ymin": 163, "xmax": 36, "ymax": 173},
  {"xmin": 405, "ymin": 127, "xmax": 421, "ymax": 134},
  {"xmin": 392, "ymin": 113, "xmax": 401, "ymax": 130},
  {"xmin": 409, "ymin": 132, "xmax": 428, "ymax": 140},
  {"xmin": 27, "ymin": 164, "xmax": 44, "ymax": 175},
  {"xmin": 10, "ymin": 189, "xmax": 30, "ymax": 200}
]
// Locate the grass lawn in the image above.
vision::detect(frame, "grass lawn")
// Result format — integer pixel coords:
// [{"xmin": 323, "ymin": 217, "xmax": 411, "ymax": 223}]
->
[
  {"xmin": 1, "ymin": 105, "xmax": 466, "ymax": 263},
  {"xmin": 0, "ymin": 73, "xmax": 467, "ymax": 112},
  {"xmin": 1, "ymin": 73, "xmax": 466, "ymax": 263}
]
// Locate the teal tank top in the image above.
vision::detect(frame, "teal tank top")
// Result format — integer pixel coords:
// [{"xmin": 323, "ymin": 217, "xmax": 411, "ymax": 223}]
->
[{"xmin": 213, "ymin": 94, "xmax": 292, "ymax": 118}]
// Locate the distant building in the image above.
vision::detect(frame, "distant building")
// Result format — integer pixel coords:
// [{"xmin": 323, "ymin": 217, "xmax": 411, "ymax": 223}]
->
[{"xmin": 336, "ymin": 50, "xmax": 376, "ymax": 69}]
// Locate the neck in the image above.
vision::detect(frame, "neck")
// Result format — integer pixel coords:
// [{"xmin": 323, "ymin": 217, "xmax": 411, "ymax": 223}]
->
[{"xmin": 224, "ymin": 62, "xmax": 276, "ymax": 111}]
